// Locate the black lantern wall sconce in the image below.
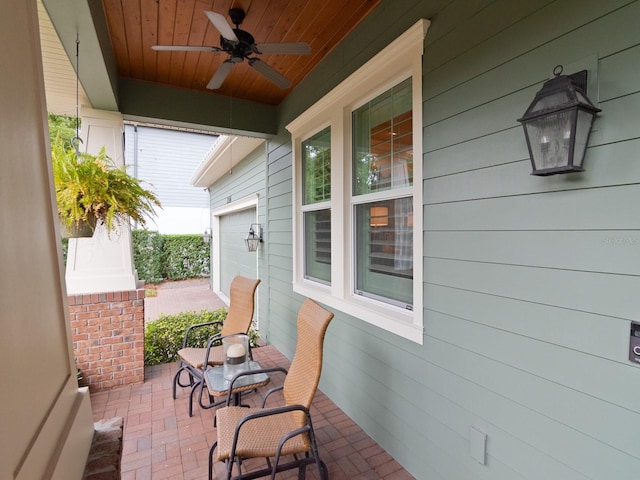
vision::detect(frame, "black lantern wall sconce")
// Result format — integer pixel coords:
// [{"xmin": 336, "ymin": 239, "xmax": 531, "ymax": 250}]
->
[
  {"xmin": 518, "ymin": 65, "xmax": 601, "ymax": 176},
  {"xmin": 245, "ymin": 224, "xmax": 263, "ymax": 252},
  {"xmin": 202, "ymin": 228, "xmax": 211, "ymax": 244}
]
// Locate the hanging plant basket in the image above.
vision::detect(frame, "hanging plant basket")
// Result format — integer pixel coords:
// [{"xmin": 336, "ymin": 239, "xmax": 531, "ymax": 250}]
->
[
  {"xmin": 52, "ymin": 137, "xmax": 160, "ymax": 238},
  {"xmin": 60, "ymin": 212, "xmax": 97, "ymax": 238}
]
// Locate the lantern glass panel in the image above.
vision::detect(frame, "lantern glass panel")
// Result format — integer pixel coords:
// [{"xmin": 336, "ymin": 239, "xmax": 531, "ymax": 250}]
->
[
  {"xmin": 245, "ymin": 237, "xmax": 260, "ymax": 252},
  {"xmin": 573, "ymin": 109, "xmax": 597, "ymax": 169},
  {"xmin": 525, "ymin": 110, "xmax": 574, "ymax": 171},
  {"xmin": 529, "ymin": 91, "xmax": 571, "ymax": 114},
  {"xmin": 575, "ymin": 90, "xmax": 590, "ymax": 105}
]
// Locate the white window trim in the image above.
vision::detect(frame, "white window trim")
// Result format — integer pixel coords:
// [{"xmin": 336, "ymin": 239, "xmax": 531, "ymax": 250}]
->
[{"xmin": 287, "ymin": 19, "xmax": 429, "ymax": 344}]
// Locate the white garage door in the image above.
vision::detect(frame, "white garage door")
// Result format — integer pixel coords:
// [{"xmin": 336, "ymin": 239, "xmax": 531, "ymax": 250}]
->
[{"xmin": 218, "ymin": 207, "xmax": 258, "ymax": 297}]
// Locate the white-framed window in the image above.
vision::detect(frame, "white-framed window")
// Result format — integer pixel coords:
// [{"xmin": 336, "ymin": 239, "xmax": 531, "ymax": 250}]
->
[
  {"xmin": 302, "ymin": 126, "xmax": 332, "ymax": 284},
  {"xmin": 287, "ymin": 20, "xmax": 429, "ymax": 344},
  {"xmin": 352, "ymin": 78, "xmax": 414, "ymax": 309}
]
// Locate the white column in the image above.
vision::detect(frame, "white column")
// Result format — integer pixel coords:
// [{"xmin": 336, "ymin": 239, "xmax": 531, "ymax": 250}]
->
[
  {"xmin": 2, "ymin": 2, "xmax": 94, "ymax": 478},
  {"xmin": 65, "ymin": 107, "xmax": 139, "ymax": 294}
]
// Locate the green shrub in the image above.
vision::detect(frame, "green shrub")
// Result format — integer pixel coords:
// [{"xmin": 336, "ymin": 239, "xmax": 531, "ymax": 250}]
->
[
  {"xmin": 163, "ymin": 234, "xmax": 210, "ymax": 280},
  {"xmin": 132, "ymin": 230, "xmax": 165, "ymax": 283},
  {"xmin": 144, "ymin": 308, "xmax": 260, "ymax": 366},
  {"xmin": 61, "ymin": 238, "xmax": 69, "ymax": 264}
]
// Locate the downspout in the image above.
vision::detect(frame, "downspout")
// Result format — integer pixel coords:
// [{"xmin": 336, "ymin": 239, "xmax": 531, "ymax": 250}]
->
[
  {"xmin": 133, "ymin": 124, "xmax": 139, "ymax": 179},
  {"xmin": 132, "ymin": 124, "xmax": 139, "ymax": 229}
]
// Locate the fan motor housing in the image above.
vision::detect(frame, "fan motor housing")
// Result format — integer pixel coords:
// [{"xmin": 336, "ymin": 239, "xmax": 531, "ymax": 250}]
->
[{"xmin": 221, "ymin": 29, "xmax": 255, "ymax": 61}]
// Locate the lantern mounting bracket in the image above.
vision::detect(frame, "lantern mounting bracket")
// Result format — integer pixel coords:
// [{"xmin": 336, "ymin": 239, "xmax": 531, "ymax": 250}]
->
[{"xmin": 567, "ymin": 69, "xmax": 587, "ymax": 93}]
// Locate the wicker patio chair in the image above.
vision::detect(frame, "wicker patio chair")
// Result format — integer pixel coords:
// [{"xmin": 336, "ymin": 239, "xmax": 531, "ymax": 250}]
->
[
  {"xmin": 209, "ymin": 298, "xmax": 334, "ymax": 480},
  {"xmin": 172, "ymin": 275, "xmax": 260, "ymax": 416}
]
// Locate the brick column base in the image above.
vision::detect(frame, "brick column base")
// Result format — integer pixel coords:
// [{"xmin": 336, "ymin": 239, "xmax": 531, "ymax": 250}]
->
[{"xmin": 69, "ymin": 288, "xmax": 145, "ymax": 391}]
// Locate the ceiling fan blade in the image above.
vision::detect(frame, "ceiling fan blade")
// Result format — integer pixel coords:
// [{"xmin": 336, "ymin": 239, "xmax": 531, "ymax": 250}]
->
[
  {"xmin": 248, "ymin": 58, "xmax": 291, "ymax": 89},
  {"xmin": 254, "ymin": 42, "xmax": 311, "ymax": 55},
  {"xmin": 207, "ymin": 60, "xmax": 234, "ymax": 89},
  {"xmin": 204, "ymin": 11, "xmax": 238, "ymax": 43},
  {"xmin": 152, "ymin": 45, "xmax": 221, "ymax": 52}
]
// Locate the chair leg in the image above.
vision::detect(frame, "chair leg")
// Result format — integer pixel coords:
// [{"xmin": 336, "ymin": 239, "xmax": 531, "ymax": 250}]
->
[
  {"xmin": 234, "ymin": 456, "xmax": 243, "ymax": 479},
  {"xmin": 188, "ymin": 379, "xmax": 201, "ymax": 417},
  {"xmin": 198, "ymin": 377, "xmax": 226, "ymax": 411},
  {"xmin": 172, "ymin": 363, "xmax": 185, "ymax": 399},
  {"xmin": 197, "ymin": 377, "xmax": 207, "ymax": 409},
  {"xmin": 319, "ymin": 460, "xmax": 328, "ymax": 480},
  {"xmin": 306, "ymin": 420, "xmax": 326, "ymax": 480},
  {"xmin": 172, "ymin": 362, "xmax": 195, "ymax": 399},
  {"xmin": 208, "ymin": 441, "xmax": 218, "ymax": 480},
  {"xmin": 172, "ymin": 371, "xmax": 179, "ymax": 400}
]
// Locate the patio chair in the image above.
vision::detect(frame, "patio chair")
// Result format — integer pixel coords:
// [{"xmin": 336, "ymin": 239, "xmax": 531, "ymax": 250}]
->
[
  {"xmin": 173, "ymin": 275, "xmax": 260, "ymax": 416},
  {"xmin": 209, "ymin": 298, "xmax": 334, "ymax": 480}
]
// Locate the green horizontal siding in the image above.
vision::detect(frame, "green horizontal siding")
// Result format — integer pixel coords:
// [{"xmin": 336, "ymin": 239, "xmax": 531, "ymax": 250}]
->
[
  {"xmin": 209, "ymin": 143, "xmax": 268, "ymax": 331},
  {"xmin": 256, "ymin": 0, "xmax": 640, "ymax": 479}
]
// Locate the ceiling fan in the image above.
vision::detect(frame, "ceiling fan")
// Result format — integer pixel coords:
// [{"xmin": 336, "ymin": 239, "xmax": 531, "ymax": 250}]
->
[{"xmin": 152, "ymin": 8, "xmax": 311, "ymax": 90}]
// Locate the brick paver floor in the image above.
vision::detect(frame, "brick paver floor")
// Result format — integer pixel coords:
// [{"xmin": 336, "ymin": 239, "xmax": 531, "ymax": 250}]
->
[{"xmin": 90, "ymin": 345, "xmax": 415, "ymax": 479}]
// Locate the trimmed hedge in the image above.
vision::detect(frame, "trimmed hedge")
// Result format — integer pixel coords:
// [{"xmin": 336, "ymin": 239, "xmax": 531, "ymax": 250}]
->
[
  {"xmin": 132, "ymin": 230, "xmax": 210, "ymax": 283},
  {"xmin": 132, "ymin": 230, "xmax": 165, "ymax": 283},
  {"xmin": 163, "ymin": 234, "xmax": 211, "ymax": 280},
  {"xmin": 144, "ymin": 308, "xmax": 260, "ymax": 366},
  {"xmin": 61, "ymin": 238, "xmax": 69, "ymax": 264},
  {"xmin": 62, "ymin": 230, "xmax": 211, "ymax": 283}
]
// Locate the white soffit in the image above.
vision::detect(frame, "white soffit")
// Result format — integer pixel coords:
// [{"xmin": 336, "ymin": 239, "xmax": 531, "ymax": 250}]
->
[{"xmin": 192, "ymin": 136, "xmax": 265, "ymax": 188}]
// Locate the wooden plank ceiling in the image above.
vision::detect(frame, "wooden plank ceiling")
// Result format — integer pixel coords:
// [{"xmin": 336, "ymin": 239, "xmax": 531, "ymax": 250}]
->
[{"xmin": 102, "ymin": 0, "xmax": 381, "ymax": 105}]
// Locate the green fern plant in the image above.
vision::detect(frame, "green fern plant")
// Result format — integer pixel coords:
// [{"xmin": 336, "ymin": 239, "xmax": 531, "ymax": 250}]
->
[{"xmin": 51, "ymin": 137, "xmax": 161, "ymax": 236}]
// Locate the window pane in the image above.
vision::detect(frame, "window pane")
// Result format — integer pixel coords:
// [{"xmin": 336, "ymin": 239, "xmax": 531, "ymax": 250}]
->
[
  {"xmin": 355, "ymin": 198, "xmax": 412, "ymax": 307},
  {"xmin": 303, "ymin": 127, "xmax": 331, "ymax": 204},
  {"xmin": 304, "ymin": 209, "xmax": 331, "ymax": 284},
  {"xmin": 353, "ymin": 78, "xmax": 412, "ymax": 196}
]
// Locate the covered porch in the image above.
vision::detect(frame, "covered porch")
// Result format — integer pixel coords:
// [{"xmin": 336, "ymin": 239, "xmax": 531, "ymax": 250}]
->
[{"xmin": 90, "ymin": 344, "xmax": 413, "ymax": 479}]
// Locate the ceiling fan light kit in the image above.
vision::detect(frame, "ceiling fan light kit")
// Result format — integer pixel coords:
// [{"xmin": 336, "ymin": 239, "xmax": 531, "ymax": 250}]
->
[{"xmin": 152, "ymin": 8, "xmax": 311, "ymax": 90}]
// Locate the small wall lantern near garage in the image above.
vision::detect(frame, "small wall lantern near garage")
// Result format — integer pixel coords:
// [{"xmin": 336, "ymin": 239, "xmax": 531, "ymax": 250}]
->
[
  {"xmin": 518, "ymin": 65, "xmax": 601, "ymax": 176},
  {"xmin": 245, "ymin": 224, "xmax": 263, "ymax": 252},
  {"xmin": 202, "ymin": 228, "xmax": 211, "ymax": 244}
]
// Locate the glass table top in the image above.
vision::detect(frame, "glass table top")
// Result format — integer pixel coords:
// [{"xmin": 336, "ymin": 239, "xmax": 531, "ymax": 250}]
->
[{"xmin": 204, "ymin": 361, "xmax": 270, "ymax": 397}]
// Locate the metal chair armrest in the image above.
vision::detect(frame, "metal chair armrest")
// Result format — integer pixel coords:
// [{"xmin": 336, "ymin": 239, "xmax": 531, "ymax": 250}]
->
[
  {"xmin": 204, "ymin": 332, "xmax": 223, "ymax": 349},
  {"xmin": 182, "ymin": 320, "xmax": 224, "ymax": 348},
  {"xmin": 262, "ymin": 385, "xmax": 285, "ymax": 407},
  {"xmin": 237, "ymin": 403, "xmax": 309, "ymax": 424},
  {"xmin": 200, "ymin": 332, "xmax": 224, "ymax": 367},
  {"xmin": 224, "ymin": 366, "xmax": 287, "ymax": 406}
]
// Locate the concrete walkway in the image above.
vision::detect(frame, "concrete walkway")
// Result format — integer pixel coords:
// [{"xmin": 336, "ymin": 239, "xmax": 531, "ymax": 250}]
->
[{"xmin": 144, "ymin": 278, "xmax": 226, "ymax": 323}]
